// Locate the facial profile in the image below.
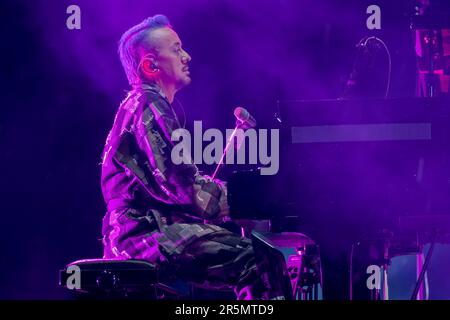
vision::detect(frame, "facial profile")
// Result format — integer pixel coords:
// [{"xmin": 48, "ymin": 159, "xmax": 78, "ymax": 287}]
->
[{"xmin": 140, "ymin": 27, "xmax": 192, "ymax": 90}]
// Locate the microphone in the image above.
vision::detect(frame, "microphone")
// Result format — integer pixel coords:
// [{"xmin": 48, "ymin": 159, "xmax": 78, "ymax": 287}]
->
[{"xmin": 234, "ymin": 107, "xmax": 257, "ymax": 128}]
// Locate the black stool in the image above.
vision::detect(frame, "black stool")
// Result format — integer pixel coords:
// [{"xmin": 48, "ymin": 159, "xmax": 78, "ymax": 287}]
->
[{"xmin": 59, "ymin": 259, "xmax": 189, "ymax": 300}]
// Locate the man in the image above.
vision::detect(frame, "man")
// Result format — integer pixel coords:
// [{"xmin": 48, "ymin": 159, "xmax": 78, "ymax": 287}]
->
[{"xmin": 100, "ymin": 15, "xmax": 284, "ymax": 300}]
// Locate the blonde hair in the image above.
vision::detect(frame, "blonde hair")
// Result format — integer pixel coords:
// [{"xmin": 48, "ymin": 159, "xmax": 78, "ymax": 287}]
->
[{"xmin": 118, "ymin": 15, "xmax": 171, "ymax": 85}]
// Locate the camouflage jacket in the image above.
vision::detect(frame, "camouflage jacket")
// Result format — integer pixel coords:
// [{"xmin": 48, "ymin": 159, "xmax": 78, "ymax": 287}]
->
[{"xmin": 100, "ymin": 83, "xmax": 228, "ymax": 228}]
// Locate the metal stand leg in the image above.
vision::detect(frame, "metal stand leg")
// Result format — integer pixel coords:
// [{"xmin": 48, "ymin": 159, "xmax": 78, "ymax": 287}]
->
[
  {"xmin": 411, "ymin": 234, "xmax": 436, "ymax": 300},
  {"xmin": 382, "ymin": 264, "xmax": 389, "ymax": 300},
  {"xmin": 415, "ymin": 252, "xmax": 425, "ymax": 300}
]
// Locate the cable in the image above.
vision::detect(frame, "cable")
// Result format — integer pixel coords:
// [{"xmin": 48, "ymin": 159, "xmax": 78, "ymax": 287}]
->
[
  {"xmin": 173, "ymin": 97, "xmax": 187, "ymax": 128},
  {"xmin": 361, "ymin": 36, "xmax": 392, "ymax": 98},
  {"xmin": 349, "ymin": 242, "xmax": 358, "ymax": 300},
  {"xmin": 424, "ymin": 263, "xmax": 430, "ymax": 300}
]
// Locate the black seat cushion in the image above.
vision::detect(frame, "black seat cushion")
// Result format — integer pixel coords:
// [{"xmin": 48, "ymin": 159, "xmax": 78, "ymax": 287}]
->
[{"xmin": 60, "ymin": 259, "xmax": 158, "ymax": 294}]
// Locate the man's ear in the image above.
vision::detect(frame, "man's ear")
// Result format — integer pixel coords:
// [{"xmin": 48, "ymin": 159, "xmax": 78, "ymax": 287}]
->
[{"xmin": 140, "ymin": 54, "xmax": 159, "ymax": 75}]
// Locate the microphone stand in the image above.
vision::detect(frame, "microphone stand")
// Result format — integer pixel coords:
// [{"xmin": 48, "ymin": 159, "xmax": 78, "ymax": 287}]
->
[
  {"xmin": 202, "ymin": 121, "xmax": 244, "ymax": 226},
  {"xmin": 212, "ymin": 121, "xmax": 245, "ymax": 180},
  {"xmin": 209, "ymin": 121, "xmax": 252, "ymax": 235}
]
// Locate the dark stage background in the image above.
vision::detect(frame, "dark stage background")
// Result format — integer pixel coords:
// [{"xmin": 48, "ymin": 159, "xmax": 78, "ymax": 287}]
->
[{"xmin": 0, "ymin": 0, "xmax": 448, "ymax": 299}]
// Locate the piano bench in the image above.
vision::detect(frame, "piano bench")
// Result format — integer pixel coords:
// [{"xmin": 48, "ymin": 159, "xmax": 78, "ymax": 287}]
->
[{"xmin": 59, "ymin": 258, "xmax": 190, "ymax": 300}]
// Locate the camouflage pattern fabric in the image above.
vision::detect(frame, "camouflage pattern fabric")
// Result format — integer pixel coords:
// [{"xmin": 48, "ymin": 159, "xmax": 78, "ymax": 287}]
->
[{"xmin": 100, "ymin": 83, "xmax": 280, "ymax": 299}]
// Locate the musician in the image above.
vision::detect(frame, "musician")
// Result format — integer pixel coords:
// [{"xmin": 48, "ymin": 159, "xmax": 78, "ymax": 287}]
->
[{"xmin": 100, "ymin": 15, "xmax": 283, "ymax": 299}]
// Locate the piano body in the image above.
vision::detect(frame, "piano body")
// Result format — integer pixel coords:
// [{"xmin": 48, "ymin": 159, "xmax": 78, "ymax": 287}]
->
[{"xmin": 227, "ymin": 97, "xmax": 450, "ymax": 299}]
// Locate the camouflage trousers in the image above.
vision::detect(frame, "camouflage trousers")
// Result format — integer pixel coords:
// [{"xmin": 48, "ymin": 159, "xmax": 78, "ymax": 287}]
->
[{"xmin": 102, "ymin": 208, "xmax": 279, "ymax": 300}]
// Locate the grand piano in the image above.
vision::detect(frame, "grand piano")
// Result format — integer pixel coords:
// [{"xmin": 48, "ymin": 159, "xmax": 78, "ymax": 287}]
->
[{"xmin": 227, "ymin": 97, "xmax": 450, "ymax": 299}]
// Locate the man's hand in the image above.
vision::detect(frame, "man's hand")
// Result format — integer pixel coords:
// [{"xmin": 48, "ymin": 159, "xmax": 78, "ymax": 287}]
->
[{"xmin": 193, "ymin": 174, "xmax": 230, "ymax": 224}]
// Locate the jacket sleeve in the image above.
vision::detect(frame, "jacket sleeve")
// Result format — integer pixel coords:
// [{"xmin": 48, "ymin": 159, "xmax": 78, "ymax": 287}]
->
[{"xmin": 134, "ymin": 96, "xmax": 229, "ymax": 220}]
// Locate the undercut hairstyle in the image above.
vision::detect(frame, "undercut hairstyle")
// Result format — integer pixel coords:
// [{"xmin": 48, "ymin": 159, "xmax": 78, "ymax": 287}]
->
[{"xmin": 118, "ymin": 14, "xmax": 171, "ymax": 86}]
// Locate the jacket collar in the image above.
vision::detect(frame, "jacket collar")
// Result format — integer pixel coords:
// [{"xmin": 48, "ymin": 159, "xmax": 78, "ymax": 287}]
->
[{"xmin": 132, "ymin": 82, "xmax": 169, "ymax": 103}]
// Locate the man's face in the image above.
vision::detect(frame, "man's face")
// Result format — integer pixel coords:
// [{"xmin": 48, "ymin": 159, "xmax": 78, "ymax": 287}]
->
[{"xmin": 147, "ymin": 27, "xmax": 192, "ymax": 89}]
